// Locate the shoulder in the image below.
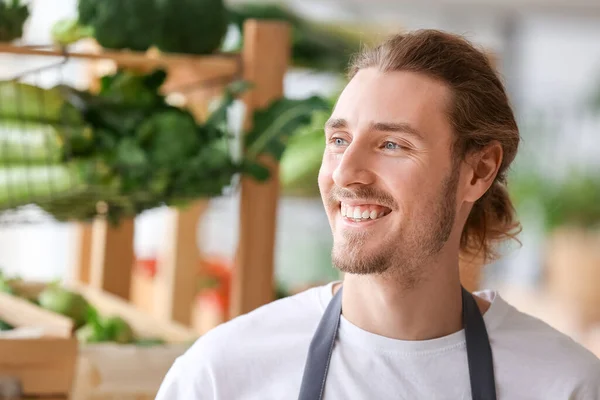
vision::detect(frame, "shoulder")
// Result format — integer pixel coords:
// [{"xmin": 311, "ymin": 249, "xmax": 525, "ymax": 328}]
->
[
  {"xmin": 190, "ymin": 281, "xmax": 329, "ymax": 356},
  {"xmin": 483, "ymin": 290, "xmax": 600, "ymax": 393},
  {"xmin": 156, "ymin": 283, "xmax": 331, "ymax": 398}
]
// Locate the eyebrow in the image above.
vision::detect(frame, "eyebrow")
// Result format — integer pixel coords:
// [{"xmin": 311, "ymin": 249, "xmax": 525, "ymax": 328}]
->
[
  {"xmin": 370, "ymin": 121, "xmax": 424, "ymax": 141},
  {"xmin": 324, "ymin": 118, "xmax": 347, "ymax": 130},
  {"xmin": 324, "ymin": 118, "xmax": 424, "ymax": 141}
]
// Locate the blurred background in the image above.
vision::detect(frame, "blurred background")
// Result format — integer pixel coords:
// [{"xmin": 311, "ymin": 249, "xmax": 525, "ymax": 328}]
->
[{"xmin": 0, "ymin": 0, "xmax": 599, "ymax": 397}]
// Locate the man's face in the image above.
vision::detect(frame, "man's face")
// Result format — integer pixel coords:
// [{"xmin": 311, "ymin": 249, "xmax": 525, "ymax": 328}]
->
[{"xmin": 318, "ymin": 68, "xmax": 461, "ymax": 285}]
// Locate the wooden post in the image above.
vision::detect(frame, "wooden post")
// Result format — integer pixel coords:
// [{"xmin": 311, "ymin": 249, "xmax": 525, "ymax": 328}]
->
[
  {"xmin": 88, "ymin": 217, "xmax": 135, "ymax": 300},
  {"xmin": 151, "ymin": 65, "xmax": 226, "ymax": 326},
  {"xmin": 72, "ymin": 223, "xmax": 93, "ymax": 284},
  {"xmin": 230, "ymin": 20, "xmax": 291, "ymax": 318},
  {"xmin": 154, "ymin": 201, "xmax": 209, "ymax": 326}
]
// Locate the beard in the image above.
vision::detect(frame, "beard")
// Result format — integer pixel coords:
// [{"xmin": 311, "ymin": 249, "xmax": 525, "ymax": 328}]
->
[{"xmin": 329, "ymin": 165, "xmax": 460, "ymax": 288}]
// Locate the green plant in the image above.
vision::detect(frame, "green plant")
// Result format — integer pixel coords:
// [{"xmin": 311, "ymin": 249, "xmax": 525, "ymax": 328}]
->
[
  {"xmin": 0, "ymin": 0, "xmax": 28, "ymax": 42},
  {"xmin": 509, "ymin": 170, "xmax": 600, "ymax": 232},
  {"xmin": 51, "ymin": 18, "xmax": 94, "ymax": 47},
  {"xmin": 0, "ymin": 69, "xmax": 329, "ymax": 223},
  {"xmin": 279, "ymin": 106, "xmax": 331, "ymax": 197},
  {"xmin": 71, "ymin": 0, "xmax": 228, "ymax": 54},
  {"xmin": 154, "ymin": 0, "xmax": 229, "ymax": 55},
  {"xmin": 37, "ymin": 284, "xmax": 91, "ymax": 329}
]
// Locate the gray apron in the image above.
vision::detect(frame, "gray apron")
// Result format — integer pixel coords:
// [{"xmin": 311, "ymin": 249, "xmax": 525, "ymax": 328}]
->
[{"xmin": 298, "ymin": 286, "xmax": 497, "ymax": 400}]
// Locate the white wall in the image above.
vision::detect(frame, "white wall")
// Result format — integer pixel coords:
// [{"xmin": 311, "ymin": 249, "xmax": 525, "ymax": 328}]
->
[{"xmin": 516, "ymin": 13, "xmax": 600, "ymax": 108}]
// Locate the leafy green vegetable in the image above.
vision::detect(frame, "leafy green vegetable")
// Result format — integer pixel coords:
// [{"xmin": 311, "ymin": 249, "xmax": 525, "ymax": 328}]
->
[
  {"xmin": 245, "ymin": 96, "xmax": 330, "ymax": 161},
  {"xmin": 0, "ymin": 164, "xmax": 85, "ymax": 209},
  {"xmin": 77, "ymin": 0, "xmax": 160, "ymax": 51},
  {"xmin": 136, "ymin": 109, "xmax": 200, "ymax": 167},
  {"xmin": 154, "ymin": 0, "xmax": 229, "ymax": 54},
  {"xmin": 76, "ymin": 306, "xmax": 106, "ymax": 343},
  {"xmin": 0, "ymin": 0, "xmax": 29, "ymax": 42},
  {"xmin": 77, "ymin": 311, "xmax": 136, "ymax": 344},
  {"xmin": 0, "ymin": 67, "xmax": 327, "ymax": 224},
  {"xmin": 104, "ymin": 316, "xmax": 135, "ymax": 344},
  {"xmin": 279, "ymin": 98, "xmax": 333, "ymax": 197},
  {"xmin": 280, "ymin": 122, "xmax": 327, "ymax": 197},
  {"xmin": 0, "ymin": 81, "xmax": 81, "ymax": 125},
  {"xmin": 38, "ymin": 285, "xmax": 91, "ymax": 329},
  {"xmin": 0, "ymin": 121, "xmax": 64, "ymax": 165},
  {"xmin": 76, "ymin": 322, "xmax": 104, "ymax": 343},
  {"xmin": 75, "ymin": 0, "xmax": 228, "ymax": 54},
  {"xmin": 51, "ymin": 18, "xmax": 94, "ymax": 46},
  {"xmin": 99, "ymin": 69, "xmax": 166, "ymax": 109},
  {"xmin": 0, "ymin": 319, "xmax": 12, "ymax": 331}
]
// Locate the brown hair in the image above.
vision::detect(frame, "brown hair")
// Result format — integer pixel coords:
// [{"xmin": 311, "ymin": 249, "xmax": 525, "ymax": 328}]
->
[{"xmin": 349, "ymin": 29, "xmax": 522, "ymax": 264}]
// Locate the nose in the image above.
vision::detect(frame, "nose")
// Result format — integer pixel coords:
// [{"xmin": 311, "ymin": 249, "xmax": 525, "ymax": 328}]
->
[{"xmin": 332, "ymin": 144, "xmax": 376, "ymax": 188}]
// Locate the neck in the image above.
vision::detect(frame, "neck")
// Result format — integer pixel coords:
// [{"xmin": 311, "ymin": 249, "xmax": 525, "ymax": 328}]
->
[{"xmin": 338, "ymin": 258, "xmax": 480, "ymax": 341}]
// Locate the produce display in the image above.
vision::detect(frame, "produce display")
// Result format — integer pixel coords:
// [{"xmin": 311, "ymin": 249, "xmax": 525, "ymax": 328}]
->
[
  {"xmin": 0, "ymin": 68, "xmax": 329, "ymax": 223},
  {"xmin": 0, "ymin": 0, "xmax": 29, "ymax": 42},
  {"xmin": 53, "ymin": 0, "xmax": 229, "ymax": 55},
  {"xmin": 42, "ymin": 1, "xmax": 364, "ymax": 210},
  {"xmin": 0, "ymin": 270, "xmax": 165, "ymax": 345},
  {"xmin": 50, "ymin": 0, "xmax": 364, "ymax": 75}
]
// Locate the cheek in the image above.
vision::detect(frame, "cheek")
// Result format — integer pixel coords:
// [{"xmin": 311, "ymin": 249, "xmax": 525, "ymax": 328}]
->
[
  {"xmin": 318, "ymin": 155, "xmax": 336, "ymax": 189},
  {"xmin": 318, "ymin": 171, "xmax": 333, "ymax": 204},
  {"xmin": 382, "ymin": 163, "xmax": 433, "ymax": 210}
]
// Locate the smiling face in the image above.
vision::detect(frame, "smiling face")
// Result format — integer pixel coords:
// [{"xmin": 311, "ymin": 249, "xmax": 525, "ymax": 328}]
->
[{"xmin": 318, "ymin": 68, "xmax": 462, "ymax": 284}]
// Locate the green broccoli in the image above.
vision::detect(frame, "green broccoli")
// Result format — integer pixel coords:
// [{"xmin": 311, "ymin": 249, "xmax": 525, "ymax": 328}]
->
[
  {"xmin": 0, "ymin": 0, "xmax": 29, "ymax": 42},
  {"xmin": 77, "ymin": 0, "xmax": 160, "ymax": 51}
]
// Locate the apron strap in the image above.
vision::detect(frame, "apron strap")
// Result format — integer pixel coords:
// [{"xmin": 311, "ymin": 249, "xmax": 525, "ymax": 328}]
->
[
  {"xmin": 462, "ymin": 287, "xmax": 497, "ymax": 400},
  {"xmin": 298, "ymin": 285, "xmax": 497, "ymax": 400},
  {"xmin": 297, "ymin": 285, "xmax": 343, "ymax": 400}
]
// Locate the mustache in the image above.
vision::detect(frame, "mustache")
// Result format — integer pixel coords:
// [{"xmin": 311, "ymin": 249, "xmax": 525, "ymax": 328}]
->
[{"xmin": 327, "ymin": 185, "xmax": 398, "ymax": 210}]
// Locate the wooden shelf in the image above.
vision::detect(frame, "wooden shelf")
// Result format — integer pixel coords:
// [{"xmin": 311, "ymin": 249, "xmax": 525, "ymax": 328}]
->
[
  {"xmin": 0, "ymin": 19, "xmax": 290, "ymax": 332},
  {"xmin": 0, "ymin": 41, "xmax": 241, "ymax": 81}
]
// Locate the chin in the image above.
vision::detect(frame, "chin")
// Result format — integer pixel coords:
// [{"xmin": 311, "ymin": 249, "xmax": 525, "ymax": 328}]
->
[{"xmin": 331, "ymin": 240, "xmax": 392, "ymax": 275}]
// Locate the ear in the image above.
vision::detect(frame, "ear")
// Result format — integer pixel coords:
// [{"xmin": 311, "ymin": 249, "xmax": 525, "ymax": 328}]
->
[{"xmin": 463, "ymin": 141, "xmax": 503, "ymax": 203}]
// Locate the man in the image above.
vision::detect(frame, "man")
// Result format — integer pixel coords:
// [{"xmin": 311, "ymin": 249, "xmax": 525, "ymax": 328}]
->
[{"xmin": 156, "ymin": 30, "xmax": 600, "ymax": 399}]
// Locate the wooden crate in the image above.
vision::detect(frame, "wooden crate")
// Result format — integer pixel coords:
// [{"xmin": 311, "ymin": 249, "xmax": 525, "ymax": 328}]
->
[
  {"xmin": 0, "ymin": 289, "xmax": 78, "ymax": 399},
  {"xmin": 5, "ymin": 280, "xmax": 197, "ymax": 343},
  {"xmin": 0, "ymin": 281, "xmax": 197, "ymax": 399},
  {"xmin": 72, "ymin": 343, "xmax": 190, "ymax": 400},
  {"xmin": 67, "ymin": 283, "xmax": 197, "ymax": 400},
  {"xmin": 0, "ymin": 337, "xmax": 78, "ymax": 399}
]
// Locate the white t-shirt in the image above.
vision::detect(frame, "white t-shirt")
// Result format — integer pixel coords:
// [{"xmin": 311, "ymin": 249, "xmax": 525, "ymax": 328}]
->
[{"xmin": 156, "ymin": 282, "xmax": 600, "ymax": 399}]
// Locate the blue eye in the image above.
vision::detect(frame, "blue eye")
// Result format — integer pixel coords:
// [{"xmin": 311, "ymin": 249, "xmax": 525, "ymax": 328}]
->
[
  {"xmin": 384, "ymin": 141, "xmax": 400, "ymax": 150},
  {"xmin": 332, "ymin": 137, "xmax": 347, "ymax": 146}
]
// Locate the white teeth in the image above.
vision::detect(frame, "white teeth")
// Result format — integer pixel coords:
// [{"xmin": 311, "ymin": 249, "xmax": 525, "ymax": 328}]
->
[{"xmin": 340, "ymin": 203, "xmax": 390, "ymax": 221}]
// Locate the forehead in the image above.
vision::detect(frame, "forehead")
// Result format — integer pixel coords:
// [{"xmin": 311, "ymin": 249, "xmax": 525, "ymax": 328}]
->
[{"xmin": 332, "ymin": 68, "xmax": 453, "ymax": 142}]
